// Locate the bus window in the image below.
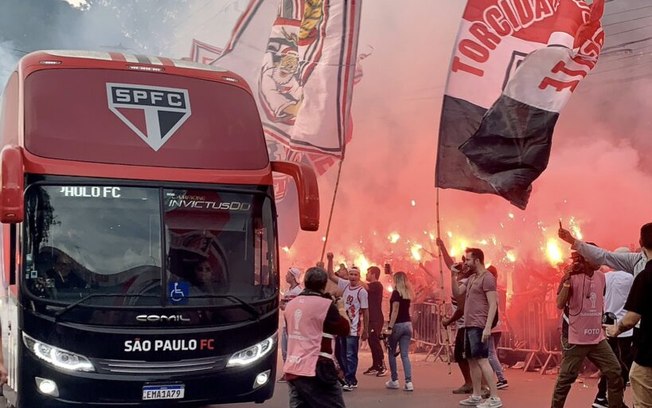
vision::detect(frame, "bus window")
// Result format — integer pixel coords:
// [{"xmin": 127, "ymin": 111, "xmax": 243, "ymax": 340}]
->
[{"xmin": 23, "ymin": 185, "xmax": 162, "ymax": 305}]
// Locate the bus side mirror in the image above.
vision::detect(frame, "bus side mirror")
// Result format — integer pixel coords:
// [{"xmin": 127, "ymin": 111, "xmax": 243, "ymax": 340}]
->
[
  {"xmin": 271, "ymin": 161, "xmax": 319, "ymax": 232},
  {"xmin": 0, "ymin": 145, "xmax": 25, "ymax": 223}
]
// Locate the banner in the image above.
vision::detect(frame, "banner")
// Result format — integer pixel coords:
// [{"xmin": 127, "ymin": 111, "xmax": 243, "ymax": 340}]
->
[
  {"xmin": 192, "ymin": 0, "xmax": 362, "ymax": 245},
  {"xmin": 436, "ymin": 0, "xmax": 605, "ymax": 209},
  {"xmin": 188, "ymin": 39, "xmax": 223, "ymax": 65}
]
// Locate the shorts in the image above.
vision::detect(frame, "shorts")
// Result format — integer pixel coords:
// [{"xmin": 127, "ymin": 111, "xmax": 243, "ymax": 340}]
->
[
  {"xmin": 453, "ymin": 328, "xmax": 466, "ymax": 362},
  {"xmin": 464, "ymin": 327, "xmax": 489, "ymax": 359}
]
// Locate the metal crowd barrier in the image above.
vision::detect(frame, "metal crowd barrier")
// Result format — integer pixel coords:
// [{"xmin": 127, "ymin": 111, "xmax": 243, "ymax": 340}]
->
[
  {"xmin": 411, "ymin": 302, "xmax": 453, "ymax": 363},
  {"xmin": 412, "ymin": 296, "xmax": 563, "ymax": 374}
]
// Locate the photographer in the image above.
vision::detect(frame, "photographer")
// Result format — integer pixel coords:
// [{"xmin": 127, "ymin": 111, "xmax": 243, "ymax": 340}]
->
[
  {"xmin": 283, "ymin": 267, "xmax": 350, "ymax": 407},
  {"xmin": 551, "ymin": 250, "xmax": 626, "ymax": 408}
]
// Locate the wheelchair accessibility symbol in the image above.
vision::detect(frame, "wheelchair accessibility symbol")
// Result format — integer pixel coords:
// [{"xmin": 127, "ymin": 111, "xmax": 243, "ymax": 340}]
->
[{"xmin": 168, "ymin": 281, "xmax": 189, "ymax": 305}]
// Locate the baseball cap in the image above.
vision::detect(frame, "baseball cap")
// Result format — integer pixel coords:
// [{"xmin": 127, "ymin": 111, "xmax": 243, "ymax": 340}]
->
[{"xmin": 288, "ymin": 267, "xmax": 302, "ymax": 281}]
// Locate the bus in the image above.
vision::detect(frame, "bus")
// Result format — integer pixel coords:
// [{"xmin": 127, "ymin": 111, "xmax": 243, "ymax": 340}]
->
[{"xmin": 0, "ymin": 50, "xmax": 319, "ymax": 407}]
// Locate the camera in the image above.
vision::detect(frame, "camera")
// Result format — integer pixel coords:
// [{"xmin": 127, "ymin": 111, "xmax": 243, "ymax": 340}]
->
[{"xmin": 602, "ymin": 312, "xmax": 617, "ymax": 326}]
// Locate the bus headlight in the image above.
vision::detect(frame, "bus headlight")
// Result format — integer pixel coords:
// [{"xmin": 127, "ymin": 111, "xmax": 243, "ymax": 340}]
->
[
  {"xmin": 226, "ymin": 334, "xmax": 276, "ymax": 367},
  {"xmin": 23, "ymin": 333, "xmax": 95, "ymax": 372}
]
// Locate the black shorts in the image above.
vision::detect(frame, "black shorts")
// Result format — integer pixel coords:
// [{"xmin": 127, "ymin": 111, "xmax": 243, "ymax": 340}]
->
[
  {"xmin": 453, "ymin": 327, "xmax": 466, "ymax": 362},
  {"xmin": 464, "ymin": 327, "xmax": 489, "ymax": 359}
]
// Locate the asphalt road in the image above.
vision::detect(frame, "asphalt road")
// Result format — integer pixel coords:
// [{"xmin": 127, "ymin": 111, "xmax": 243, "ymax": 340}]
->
[
  {"xmin": 218, "ymin": 350, "xmax": 635, "ymax": 408},
  {"xmin": 0, "ymin": 350, "xmax": 633, "ymax": 407}
]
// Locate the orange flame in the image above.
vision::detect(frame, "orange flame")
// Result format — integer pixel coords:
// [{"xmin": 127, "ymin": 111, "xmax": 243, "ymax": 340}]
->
[
  {"xmin": 545, "ymin": 238, "xmax": 564, "ymax": 266},
  {"xmin": 410, "ymin": 244, "xmax": 423, "ymax": 262}
]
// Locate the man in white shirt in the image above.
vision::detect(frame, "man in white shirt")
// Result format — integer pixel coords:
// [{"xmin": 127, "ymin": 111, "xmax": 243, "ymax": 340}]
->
[
  {"xmin": 592, "ymin": 267, "xmax": 634, "ymax": 408},
  {"xmin": 327, "ymin": 255, "xmax": 369, "ymax": 391}
]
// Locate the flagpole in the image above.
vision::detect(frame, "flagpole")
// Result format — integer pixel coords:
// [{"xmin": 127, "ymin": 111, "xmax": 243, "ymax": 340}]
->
[
  {"xmin": 320, "ymin": 158, "xmax": 344, "ymax": 263},
  {"xmin": 436, "ymin": 188, "xmax": 444, "ymax": 292},
  {"xmin": 436, "ymin": 187, "xmax": 452, "ymax": 374}
]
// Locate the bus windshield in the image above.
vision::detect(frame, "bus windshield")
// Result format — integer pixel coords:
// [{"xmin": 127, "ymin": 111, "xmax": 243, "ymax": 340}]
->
[{"xmin": 23, "ymin": 184, "xmax": 278, "ymax": 307}]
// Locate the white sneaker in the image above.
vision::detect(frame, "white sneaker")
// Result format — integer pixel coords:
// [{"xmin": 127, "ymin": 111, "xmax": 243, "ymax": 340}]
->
[
  {"xmin": 385, "ymin": 379, "xmax": 400, "ymax": 389},
  {"xmin": 459, "ymin": 395, "xmax": 483, "ymax": 406},
  {"xmin": 477, "ymin": 396, "xmax": 503, "ymax": 408},
  {"xmin": 404, "ymin": 381, "xmax": 414, "ymax": 391}
]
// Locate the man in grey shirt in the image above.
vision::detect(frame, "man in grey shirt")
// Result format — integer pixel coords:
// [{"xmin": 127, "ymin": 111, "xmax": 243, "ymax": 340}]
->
[{"xmin": 558, "ymin": 225, "xmax": 648, "ymax": 277}]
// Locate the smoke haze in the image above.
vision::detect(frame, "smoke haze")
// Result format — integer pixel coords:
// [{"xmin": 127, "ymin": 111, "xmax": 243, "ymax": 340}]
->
[{"xmin": 1, "ymin": 0, "xmax": 650, "ymax": 287}]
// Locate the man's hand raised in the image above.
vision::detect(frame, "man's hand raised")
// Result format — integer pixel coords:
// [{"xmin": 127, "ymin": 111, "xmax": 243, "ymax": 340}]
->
[{"xmin": 558, "ymin": 226, "xmax": 576, "ymax": 246}]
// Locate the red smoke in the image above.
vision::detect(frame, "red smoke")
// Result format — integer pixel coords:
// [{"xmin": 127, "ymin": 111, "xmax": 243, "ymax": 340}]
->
[{"xmin": 280, "ymin": 1, "xmax": 651, "ymax": 310}]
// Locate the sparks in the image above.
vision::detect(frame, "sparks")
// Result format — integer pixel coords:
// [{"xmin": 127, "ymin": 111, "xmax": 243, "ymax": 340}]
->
[
  {"xmin": 410, "ymin": 244, "xmax": 423, "ymax": 262},
  {"xmin": 410, "ymin": 200, "xmax": 416, "ymax": 207},
  {"xmin": 569, "ymin": 217, "xmax": 583, "ymax": 240},
  {"xmin": 388, "ymin": 232, "xmax": 400, "ymax": 244},
  {"xmin": 281, "ymin": 246, "xmax": 290, "ymax": 254},
  {"xmin": 505, "ymin": 249, "xmax": 517, "ymax": 263}
]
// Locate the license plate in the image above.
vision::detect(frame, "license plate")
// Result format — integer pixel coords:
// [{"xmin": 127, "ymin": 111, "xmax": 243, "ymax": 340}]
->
[{"xmin": 142, "ymin": 384, "xmax": 185, "ymax": 400}]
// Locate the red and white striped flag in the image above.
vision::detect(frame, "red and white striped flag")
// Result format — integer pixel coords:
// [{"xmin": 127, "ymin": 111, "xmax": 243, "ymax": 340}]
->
[{"xmin": 436, "ymin": 0, "xmax": 605, "ymax": 209}]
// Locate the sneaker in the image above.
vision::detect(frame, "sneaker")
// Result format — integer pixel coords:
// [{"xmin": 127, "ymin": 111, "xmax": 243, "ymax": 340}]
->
[
  {"xmin": 277, "ymin": 374, "xmax": 287, "ymax": 383},
  {"xmin": 363, "ymin": 367, "xmax": 379, "ymax": 375},
  {"xmin": 459, "ymin": 395, "xmax": 483, "ymax": 406},
  {"xmin": 342, "ymin": 383, "xmax": 353, "ymax": 392},
  {"xmin": 376, "ymin": 367, "xmax": 388, "ymax": 377},
  {"xmin": 477, "ymin": 396, "xmax": 503, "ymax": 408},
  {"xmin": 591, "ymin": 397, "xmax": 608, "ymax": 408},
  {"xmin": 496, "ymin": 379, "xmax": 509, "ymax": 390},
  {"xmin": 404, "ymin": 381, "xmax": 414, "ymax": 392},
  {"xmin": 452, "ymin": 384, "xmax": 473, "ymax": 394},
  {"xmin": 385, "ymin": 379, "xmax": 400, "ymax": 389}
]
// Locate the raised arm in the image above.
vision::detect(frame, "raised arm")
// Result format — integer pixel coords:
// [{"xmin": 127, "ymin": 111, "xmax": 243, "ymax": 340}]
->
[
  {"xmin": 326, "ymin": 252, "xmax": 339, "ymax": 284},
  {"xmin": 451, "ymin": 270, "xmax": 466, "ymax": 298},
  {"xmin": 436, "ymin": 238, "xmax": 455, "ymax": 269},
  {"xmin": 574, "ymin": 241, "xmax": 640, "ymax": 274},
  {"xmin": 559, "ymin": 226, "xmax": 640, "ymax": 274}
]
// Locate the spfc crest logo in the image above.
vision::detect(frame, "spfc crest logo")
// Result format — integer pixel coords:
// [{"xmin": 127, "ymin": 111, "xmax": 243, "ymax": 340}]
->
[{"xmin": 107, "ymin": 83, "xmax": 191, "ymax": 151}]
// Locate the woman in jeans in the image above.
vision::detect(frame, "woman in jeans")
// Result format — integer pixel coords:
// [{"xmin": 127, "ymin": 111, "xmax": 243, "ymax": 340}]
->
[{"xmin": 385, "ymin": 271, "xmax": 414, "ymax": 391}]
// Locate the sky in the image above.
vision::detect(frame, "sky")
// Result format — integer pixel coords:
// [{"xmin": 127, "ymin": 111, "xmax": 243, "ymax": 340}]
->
[
  {"xmin": 2, "ymin": 0, "xmax": 651, "ymax": 295},
  {"xmin": 63, "ymin": 0, "xmax": 86, "ymax": 7}
]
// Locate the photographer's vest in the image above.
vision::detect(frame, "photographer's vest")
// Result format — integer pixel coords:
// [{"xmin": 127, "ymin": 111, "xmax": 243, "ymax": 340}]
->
[
  {"xmin": 283, "ymin": 295, "xmax": 333, "ymax": 377},
  {"xmin": 565, "ymin": 271, "xmax": 606, "ymax": 345}
]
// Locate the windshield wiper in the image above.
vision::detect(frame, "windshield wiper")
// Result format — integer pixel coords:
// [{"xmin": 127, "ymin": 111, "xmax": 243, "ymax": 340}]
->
[
  {"xmin": 54, "ymin": 293, "xmax": 159, "ymax": 320},
  {"xmin": 191, "ymin": 294, "xmax": 261, "ymax": 319}
]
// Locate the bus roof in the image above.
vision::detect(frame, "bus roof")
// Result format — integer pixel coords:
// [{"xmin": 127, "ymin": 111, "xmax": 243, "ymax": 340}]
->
[{"xmin": 1, "ymin": 50, "xmax": 272, "ymax": 185}]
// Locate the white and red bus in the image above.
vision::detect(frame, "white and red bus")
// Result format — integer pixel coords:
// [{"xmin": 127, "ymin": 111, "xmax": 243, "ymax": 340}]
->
[{"xmin": 0, "ymin": 50, "xmax": 319, "ymax": 407}]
